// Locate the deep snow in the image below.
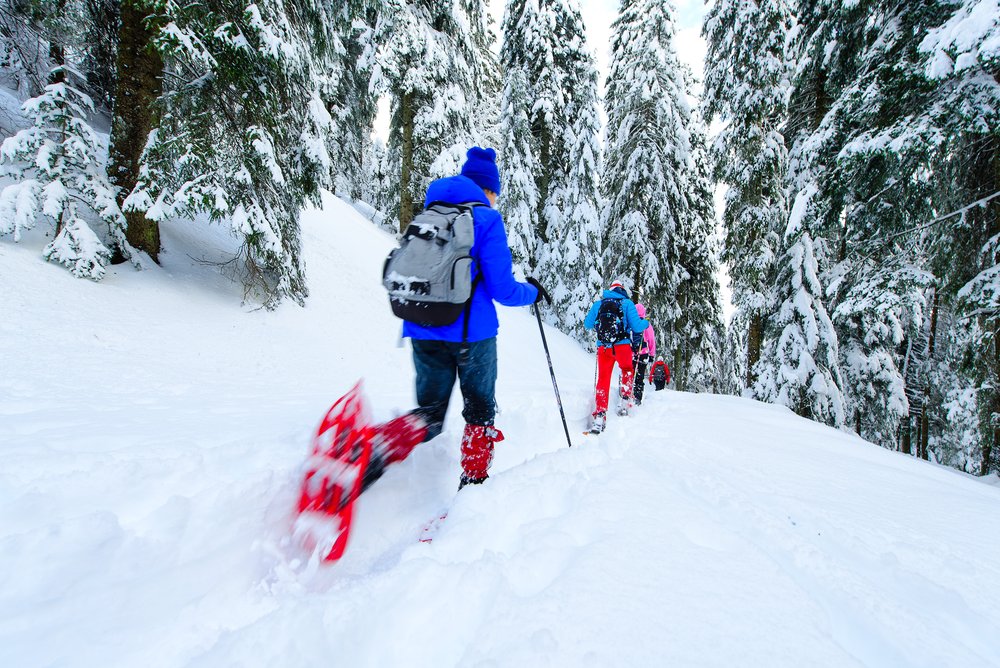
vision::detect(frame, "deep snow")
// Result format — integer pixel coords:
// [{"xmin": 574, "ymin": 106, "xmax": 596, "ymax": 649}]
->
[{"xmin": 2, "ymin": 193, "xmax": 999, "ymax": 668}]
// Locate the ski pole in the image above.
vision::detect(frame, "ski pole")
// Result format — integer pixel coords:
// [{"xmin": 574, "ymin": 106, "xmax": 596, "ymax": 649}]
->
[{"xmin": 534, "ymin": 305, "xmax": 574, "ymax": 448}]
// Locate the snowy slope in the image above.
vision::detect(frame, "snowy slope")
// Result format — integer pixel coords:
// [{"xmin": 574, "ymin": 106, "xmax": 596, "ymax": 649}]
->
[{"xmin": 2, "ymin": 194, "xmax": 999, "ymax": 668}]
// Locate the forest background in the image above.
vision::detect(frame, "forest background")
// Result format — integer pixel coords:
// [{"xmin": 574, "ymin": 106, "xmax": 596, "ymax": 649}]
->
[{"xmin": 1, "ymin": 0, "xmax": 998, "ymax": 478}]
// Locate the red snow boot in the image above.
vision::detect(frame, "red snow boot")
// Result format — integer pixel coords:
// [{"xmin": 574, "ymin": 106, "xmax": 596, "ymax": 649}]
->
[
  {"xmin": 363, "ymin": 413, "xmax": 428, "ymax": 491},
  {"xmin": 459, "ymin": 424, "xmax": 504, "ymax": 488}
]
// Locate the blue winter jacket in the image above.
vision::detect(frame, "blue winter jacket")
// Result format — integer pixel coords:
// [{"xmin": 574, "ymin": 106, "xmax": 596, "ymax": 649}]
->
[
  {"xmin": 402, "ymin": 175, "xmax": 538, "ymax": 342},
  {"xmin": 584, "ymin": 290, "xmax": 649, "ymax": 347}
]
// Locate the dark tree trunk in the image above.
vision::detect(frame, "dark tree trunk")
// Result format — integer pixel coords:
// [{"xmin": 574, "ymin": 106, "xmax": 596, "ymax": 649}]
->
[
  {"xmin": 48, "ymin": 6, "xmax": 68, "ymax": 234},
  {"xmin": 988, "ymin": 330, "xmax": 1000, "ymax": 475},
  {"xmin": 107, "ymin": 0, "xmax": 162, "ymax": 261},
  {"xmin": 964, "ymin": 133, "xmax": 1000, "ymax": 475},
  {"xmin": 535, "ymin": 117, "xmax": 551, "ymax": 244},
  {"xmin": 900, "ymin": 417, "xmax": 912, "ymax": 455},
  {"xmin": 746, "ymin": 312, "xmax": 763, "ymax": 388},
  {"xmin": 919, "ymin": 290, "xmax": 939, "ymax": 460},
  {"xmin": 398, "ymin": 90, "xmax": 415, "ymax": 233},
  {"xmin": 988, "ymin": 148, "xmax": 1000, "ymax": 477}
]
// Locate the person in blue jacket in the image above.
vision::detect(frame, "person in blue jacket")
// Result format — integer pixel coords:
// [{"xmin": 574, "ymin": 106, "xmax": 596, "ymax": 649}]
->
[
  {"xmin": 584, "ymin": 281, "xmax": 648, "ymax": 432},
  {"xmin": 368, "ymin": 147, "xmax": 550, "ymax": 490}
]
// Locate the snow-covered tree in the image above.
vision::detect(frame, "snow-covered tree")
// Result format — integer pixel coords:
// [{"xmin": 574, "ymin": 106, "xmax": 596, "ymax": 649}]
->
[
  {"xmin": 755, "ymin": 186, "xmax": 845, "ymax": 426},
  {"xmin": 497, "ymin": 66, "xmax": 539, "ymax": 273},
  {"xmin": 673, "ymin": 117, "xmax": 725, "ymax": 392},
  {"xmin": 374, "ymin": 0, "xmax": 499, "ymax": 231},
  {"xmin": 927, "ymin": 316, "xmax": 986, "ymax": 473},
  {"xmin": 500, "ymin": 0, "xmax": 563, "ymax": 242},
  {"xmin": 831, "ymin": 265, "xmax": 930, "ymax": 448},
  {"xmin": 702, "ymin": 0, "xmax": 791, "ymax": 391},
  {"xmin": 0, "ymin": 70, "xmax": 130, "ymax": 278},
  {"xmin": 0, "ymin": 0, "xmax": 51, "ymax": 99},
  {"xmin": 360, "ymin": 137, "xmax": 396, "ymax": 232},
  {"xmin": 328, "ymin": 0, "xmax": 378, "ymax": 201},
  {"xmin": 602, "ymin": 0, "xmax": 691, "ymax": 352},
  {"xmin": 120, "ymin": 0, "xmax": 340, "ymax": 306},
  {"xmin": 537, "ymin": 48, "xmax": 603, "ymax": 342},
  {"xmin": 79, "ymin": 0, "xmax": 119, "ymax": 110},
  {"xmin": 920, "ymin": 0, "xmax": 1000, "ymax": 474},
  {"xmin": 499, "ymin": 0, "xmax": 602, "ymax": 340}
]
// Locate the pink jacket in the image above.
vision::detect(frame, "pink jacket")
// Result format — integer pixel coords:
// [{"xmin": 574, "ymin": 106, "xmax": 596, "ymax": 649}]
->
[{"xmin": 635, "ymin": 304, "xmax": 656, "ymax": 357}]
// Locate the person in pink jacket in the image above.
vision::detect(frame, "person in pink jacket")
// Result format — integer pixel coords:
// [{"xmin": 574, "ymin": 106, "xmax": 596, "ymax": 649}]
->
[{"xmin": 632, "ymin": 303, "xmax": 656, "ymax": 405}]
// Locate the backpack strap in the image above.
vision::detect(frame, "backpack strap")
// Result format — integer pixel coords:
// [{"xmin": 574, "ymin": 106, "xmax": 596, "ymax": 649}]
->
[{"xmin": 461, "ymin": 273, "xmax": 483, "ymax": 344}]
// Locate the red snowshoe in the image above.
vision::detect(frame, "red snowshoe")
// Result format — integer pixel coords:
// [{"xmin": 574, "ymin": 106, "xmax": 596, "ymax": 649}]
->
[{"xmin": 294, "ymin": 381, "xmax": 372, "ymax": 562}]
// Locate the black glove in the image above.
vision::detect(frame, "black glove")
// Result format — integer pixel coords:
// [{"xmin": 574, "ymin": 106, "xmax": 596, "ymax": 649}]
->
[{"xmin": 526, "ymin": 277, "xmax": 552, "ymax": 305}]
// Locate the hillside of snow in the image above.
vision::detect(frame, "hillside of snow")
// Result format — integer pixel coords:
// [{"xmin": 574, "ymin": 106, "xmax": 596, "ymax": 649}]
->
[{"xmin": 2, "ymin": 193, "xmax": 1000, "ymax": 668}]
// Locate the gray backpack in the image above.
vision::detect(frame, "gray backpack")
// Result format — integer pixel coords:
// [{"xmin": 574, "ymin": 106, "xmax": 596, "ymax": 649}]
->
[{"xmin": 383, "ymin": 202, "xmax": 480, "ymax": 327}]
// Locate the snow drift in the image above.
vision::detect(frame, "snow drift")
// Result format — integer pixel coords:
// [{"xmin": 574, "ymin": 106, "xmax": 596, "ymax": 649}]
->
[{"xmin": 2, "ymin": 193, "xmax": 999, "ymax": 668}]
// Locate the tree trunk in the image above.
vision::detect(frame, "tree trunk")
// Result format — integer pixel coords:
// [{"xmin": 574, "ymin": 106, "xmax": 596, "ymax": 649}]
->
[
  {"xmin": 746, "ymin": 312, "xmax": 763, "ymax": 388},
  {"xmin": 632, "ymin": 257, "xmax": 642, "ymax": 303},
  {"xmin": 49, "ymin": 13, "xmax": 67, "ymax": 235},
  {"xmin": 919, "ymin": 289, "xmax": 939, "ymax": 461},
  {"xmin": 900, "ymin": 417, "xmax": 912, "ymax": 455},
  {"xmin": 966, "ymin": 133, "xmax": 1000, "ymax": 475},
  {"xmin": 398, "ymin": 89, "xmax": 415, "ymax": 233},
  {"xmin": 535, "ymin": 117, "xmax": 551, "ymax": 244},
  {"xmin": 987, "ymin": 328, "xmax": 1000, "ymax": 475},
  {"xmin": 107, "ymin": 0, "xmax": 163, "ymax": 261},
  {"xmin": 987, "ymin": 141, "xmax": 1000, "ymax": 476}
]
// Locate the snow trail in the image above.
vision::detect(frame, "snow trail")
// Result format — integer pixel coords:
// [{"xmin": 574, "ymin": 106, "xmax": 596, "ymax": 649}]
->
[{"xmin": 3, "ymin": 193, "xmax": 999, "ymax": 668}]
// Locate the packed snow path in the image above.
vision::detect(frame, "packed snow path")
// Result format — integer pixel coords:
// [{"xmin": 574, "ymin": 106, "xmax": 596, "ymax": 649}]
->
[{"xmin": 2, "ymin": 194, "xmax": 999, "ymax": 667}]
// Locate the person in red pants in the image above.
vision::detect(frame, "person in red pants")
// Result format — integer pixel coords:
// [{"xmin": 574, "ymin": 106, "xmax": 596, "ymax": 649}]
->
[{"xmin": 583, "ymin": 281, "xmax": 648, "ymax": 433}]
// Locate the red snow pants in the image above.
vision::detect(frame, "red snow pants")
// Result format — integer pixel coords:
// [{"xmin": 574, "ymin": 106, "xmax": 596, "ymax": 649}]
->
[{"xmin": 594, "ymin": 343, "xmax": 634, "ymax": 415}]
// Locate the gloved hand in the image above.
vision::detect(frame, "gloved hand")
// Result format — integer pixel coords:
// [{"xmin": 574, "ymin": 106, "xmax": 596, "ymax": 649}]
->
[{"xmin": 526, "ymin": 277, "xmax": 551, "ymax": 305}]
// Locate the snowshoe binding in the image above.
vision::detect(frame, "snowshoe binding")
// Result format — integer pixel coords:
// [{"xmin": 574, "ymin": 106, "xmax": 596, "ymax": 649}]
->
[{"xmin": 589, "ymin": 412, "xmax": 607, "ymax": 434}]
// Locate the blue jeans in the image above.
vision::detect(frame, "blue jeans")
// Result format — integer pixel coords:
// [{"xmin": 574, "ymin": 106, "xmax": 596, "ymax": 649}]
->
[{"xmin": 411, "ymin": 337, "xmax": 497, "ymax": 441}]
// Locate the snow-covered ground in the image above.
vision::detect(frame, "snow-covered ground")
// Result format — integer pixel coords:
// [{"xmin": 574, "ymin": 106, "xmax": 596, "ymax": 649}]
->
[{"xmin": 2, "ymin": 194, "xmax": 999, "ymax": 668}]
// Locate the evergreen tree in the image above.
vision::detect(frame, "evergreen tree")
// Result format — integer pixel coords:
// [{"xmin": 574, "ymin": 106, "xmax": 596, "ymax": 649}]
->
[
  {"xmin": 810, "ymin": 1, "xmax": 946, "ymax": 450},
  {"xmin": 0, "ymin": 0, "xmax": 52, "ymax": 98},
  {"xmin": 328, "ymin": 0, "xmax": 378, "ymax": 201},
  {"xmin": 831, "ymin": 265, "xmax": 930, "ymax": 448},
  {"xmin": 673, "ymin": 116, "xmax": 725, "ymax": 392},
  {"xmin": 755, "ymin": 185, "xmax": 845, "ymax": 426},
  {"xmin": 361, "ymin": 137, "xmax": 396, "ymax": 231},
  {"xmin": 602, "ymin": 0, "xmax": 690, "ymax": 353},
  {"xmin": 0, "ymin": 69, "xmax": 130, "ymax": 278},
  {"xmin": 532, "ymin": 0, "xmax": 603, "ymax": 340},
  {"xmin": 702, "ymin": 0, "xmax": 791, "ymax": 391},
  {"xmin": 920, "ymin": 0, "xmax": 1000, "ymax": 474},
  {"xmin": 120, "ymin": 0, "xmax": 340, "ymax": 306},
  {"xmin": 500, "ymin": 0, "xmax": 560, "ymax": 243},
  {"xmin": 374, "ymin": 0, "xmax": 499, "ymax": 231},
  {"xmin": 80, "ymin": 0, "xmax": 119, "ymax": 110},
  {"xmin": 537, "ymin": 51, "xmax": 603, "ymax": 342},
  {"xmin": 497, "ymin": 66, "xmax": 539, "ymax": 273}
]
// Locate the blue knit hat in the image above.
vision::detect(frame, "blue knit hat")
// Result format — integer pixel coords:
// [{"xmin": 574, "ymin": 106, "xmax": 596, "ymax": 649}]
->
[{"xmin": 461, "ymin": 147, "xmax": 501, "ymax": 195}]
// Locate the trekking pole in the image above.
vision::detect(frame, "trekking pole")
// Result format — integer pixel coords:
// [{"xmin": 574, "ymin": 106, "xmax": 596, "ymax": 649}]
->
[{"xmin": 534, "ymin": 305, "xmax": 574, "ymax": 448}]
